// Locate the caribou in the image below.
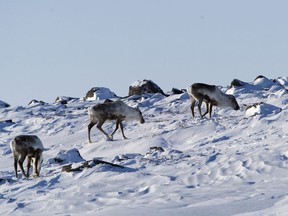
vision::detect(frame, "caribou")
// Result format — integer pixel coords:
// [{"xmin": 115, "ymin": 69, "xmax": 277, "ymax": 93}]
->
[
  {"xmin": 88, "ymin": 100, "xmax": 145, "ymax": 143},
  {"xmin": 187, "ymin": 83, "xmax": 240, "ymax": 118},
  {"xmin": 10, "ymin": 135, "xmax": 44, "ymax": 178}
]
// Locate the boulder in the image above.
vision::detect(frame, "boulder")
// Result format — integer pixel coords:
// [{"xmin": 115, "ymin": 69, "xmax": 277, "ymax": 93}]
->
[
  {"xmin": 0, "ymin": 100, "xmax": 10, "ymax": 108},
  {"xmin": 50, "ymin": 148, "xmax": 85, "ymax": 165},
  {"xmin": 55, "ymin": 96, "xmax": 79, "ymax": 104},
  {"xmin": 128, "ymin": 79, "xmax": 166, "ymax": 96},
  {"xmin": 85, "ymin": 87, "xmax": 118, "ymax": 101},
  {"xmin": 230, "ymin": 79, "xmax": 246, "ymax": 87},
  {"xmin": 245, "ymin": 102, "xmax": 282, "ymax": 117},
  {"xmin": 28, "ymin": 99, "xmax": 46, "ymax": 106},
  {"xmin": 253, "ymin": 75, "xmax": 277, "ymax": 89},
  {"xmin": 171, "ymin": 88, "xmax": 185, "ymax": 95}
]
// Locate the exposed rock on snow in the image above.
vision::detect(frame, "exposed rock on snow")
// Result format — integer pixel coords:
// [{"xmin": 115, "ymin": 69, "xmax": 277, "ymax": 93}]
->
[
  {"xmin": 230, "ymin": 79, "xmax": 247, "ymax": 87},
  {"xmin": 28, "ymin": 99, "xmax": 46, "ymax": 106},
  {"xmin": 170, "ymin": 88, "xmax": 186, "ymax": 95},
  {"xmin": 0, "ymin": 100, "xmax": 10, "ymax": 108},
  {"xmin": 0, "ymin": 76, "xmax": 287, "ymax": 216},
  {"xmin": 0, "ymin": 119, "xmax": 14, "ymax": 133},
  {"xmin": 62, "ymin": 158, "xmax": 125, "ymax": 173},
  {"xmin": 128, "ymin": 79, "xmax": 166, "ymax": 96},
  {"xmin": 55, "ymin": 96, "xmax": 79, "ymax": 104},
  {"xmin": 85, "ymin": 87, "xmax": 118, "ymax": 101},
  {"xmin": 50, "ymin": 148, "xmax": 85, "ymax": 164},
  {"xmin": 0, "ymin": 119, "xmax": 13, "ymax": 124},
  {"xmin": 245, "ymin": 102, "xmax": 282, "ymax": 117},
  {"xmin": 227, "ymin": 76, "xmax": 288, "ymax": 97},
  {"xmin": 253, "ymin": 75, "xmax": 278, "ymax": 89}
]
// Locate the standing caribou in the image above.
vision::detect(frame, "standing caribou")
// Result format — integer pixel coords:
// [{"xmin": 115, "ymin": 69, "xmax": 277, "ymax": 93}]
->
[
  {"xmin": 187, "ymin": 83, "xmax": 240, "ymax": 118},
  {"xmin": 88, "ymin": 100, "xmax": 145, "ymax": 143},
  {"xmin": 10, "ymin": 135, "xmax": 44, "ymax": 178}
]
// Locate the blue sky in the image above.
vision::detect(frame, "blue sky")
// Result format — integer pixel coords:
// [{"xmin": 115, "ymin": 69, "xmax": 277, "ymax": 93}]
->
[{"xmin": 1, "ymin": 0, "xmax": 287, "ymax": 106}]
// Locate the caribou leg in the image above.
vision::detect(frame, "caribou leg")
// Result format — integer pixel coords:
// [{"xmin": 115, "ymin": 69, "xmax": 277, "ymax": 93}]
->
[
  {"xmin": 88, "ymin": 121, "xmax": 96, "ymax": 143},
  {"xmin": 197, "ymin": 99, "xmax": 204, "ymax": 118},
  {"xmin": 13, "ymin": 157, "xmax": 18, "ymax": 178},
  {"xmin": 96, "ymin": 120, "xmax": 112, "ymax": 141},
  {"xmin": 209, "ymin": 103, "xmax": 213, "ymax": 118},
  {"xmin": 110, "ymin": 119, "xmax": 120, "ymax": 140},
  {"xmin": 190, "ymin": 98, "xmax": 196, "ymax": 118},
  {"xmin": 202, "ymin": 101, "xmax": 209, "ymax": 117},
  {"xmin": 119, "ymin": 121, "xmax": 128, "ymax": 139},
  {"xmin": 18, "ymin": 156, "xmax": 28, "ymax": 178},
  {"xmin": 26, "ymin": 156, "xmax": 32, "ymax": 178}
]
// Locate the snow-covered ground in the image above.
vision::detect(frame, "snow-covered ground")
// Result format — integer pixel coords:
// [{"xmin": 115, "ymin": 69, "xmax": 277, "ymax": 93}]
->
[{"xmin": 0, "ymin": 76, "xmax": 287, "ymax": 215}]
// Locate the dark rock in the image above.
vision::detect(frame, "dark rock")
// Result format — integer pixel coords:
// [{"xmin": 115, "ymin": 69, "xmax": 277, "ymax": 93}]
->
[
  {"xmin": 28, "ymin": 99, "xmax": 46, "ymax": 106},
  {"xmin": 0, "ymin": 100, "xmax": 10, "ymax": 108},
  {"xmin": 149, "ymin": 146, "xmax": 165, "ymax": 152},
  {"xmin": 55, "ymin": 96, "xmax": 78, "ymax": 104},
  {"xmin": 0, "ymin": 119, "xmax": 14, "ymax": 124},
  {"xmin": 62, "ymin": 158, "xmax": 124, "ymax": 173},
  {"xmin": 171, "ymin": 88, "xmax": 185, "ymax": 95},
  {"xmin": 254, "ymin": 75, "xmax": 268, "ymax": 81},
  {"xmin": 128, "ymin": 79, "xmax": 166, "ymax": 96},
  {"xmin": 230, "ymin": 79, "xmax": 246, "ymax": 87}
]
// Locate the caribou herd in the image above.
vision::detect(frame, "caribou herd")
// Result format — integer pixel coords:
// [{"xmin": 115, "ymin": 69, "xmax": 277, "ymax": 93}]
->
[{"xmin": 9, "ymin": 82, "xmax": 240, "ymax": 178}]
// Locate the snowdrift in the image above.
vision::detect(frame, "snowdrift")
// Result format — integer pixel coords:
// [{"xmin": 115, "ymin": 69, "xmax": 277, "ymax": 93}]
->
[{"xmin": 0, "ymin": 77, "xmax": 287, "ymax": 215}]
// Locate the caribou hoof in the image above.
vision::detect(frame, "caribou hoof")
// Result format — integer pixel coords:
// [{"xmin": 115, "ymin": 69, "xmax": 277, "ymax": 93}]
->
[{"xmin": 106, "ymin": 136, "xmax": 113, "ymax": 141}]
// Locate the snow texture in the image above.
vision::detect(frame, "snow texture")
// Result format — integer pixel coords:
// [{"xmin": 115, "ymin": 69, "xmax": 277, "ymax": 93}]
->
[
  {"xmin": 0, "ymin": 77, "xmax": 287, "ymax": 215},
  {"xmin": 86, "ymin": 87, "xmax": 118, "ymax": 101}
]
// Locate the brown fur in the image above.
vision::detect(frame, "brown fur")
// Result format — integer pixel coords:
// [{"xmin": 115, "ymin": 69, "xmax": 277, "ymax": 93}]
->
[
  {"xmin": 10, "ymin": 135, "xmax": 44, "ymax": 178},
  {"xmin": 188, "ymin": 83, "xmax": 239, "ymax": 118},
  {"xmin": 88, "ymin": 100, "xmax": 144, "ymax": 143}
]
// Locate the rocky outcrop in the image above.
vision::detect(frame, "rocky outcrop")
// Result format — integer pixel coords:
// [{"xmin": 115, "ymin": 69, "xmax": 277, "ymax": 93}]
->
[
  {"xmin": 28, "ymin": 99, "xmax": 46, "ymax": 106},
  {"xmin": 85, "ymin": 87, "xmax": 118, "ymax": 101},
  {"xmin": 55, "ymin": 96, "xmax": 79, "ymax": 104},
  {"xmin": 170, "ymin": 88, "xmax": 185, "ymax": 95},
  {"xmin": 128, "ymin": 79, "xmax": 166, "ymax": 96},
  {"xmin": 0, "ymin": 100, "xmax": 10, "ymax": 108},
  {"xmin": 230, "ymin": 79, "xmax": 247, "ymax": 88}
]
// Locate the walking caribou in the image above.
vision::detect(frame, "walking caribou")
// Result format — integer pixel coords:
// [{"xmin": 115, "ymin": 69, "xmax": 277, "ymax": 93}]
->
[
  {"xmin": 10, "ymin": 135, "xmax": 44, "ymax": 178},
  {"xmin": 88, "ymin": 100, "xmax": 145, "ymax": 143},
  {"xmin": 187, "ymin": 83, "xmax": 240, "ymax": 118}
]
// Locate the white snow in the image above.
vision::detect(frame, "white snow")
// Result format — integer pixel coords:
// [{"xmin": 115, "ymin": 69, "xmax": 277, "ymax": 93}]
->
[
  {"xmin": 86, "ymin": 87, "xmax": 118, "ymax": 101},
  {"xmin": 130, "ymin": 80, "xmax": 147, "ymax": 87},
  {"xmin": 245, "ymin": 102, "xmax": 282, "ymax": 117},
  {"xmin": 0, "ymin": 77, "xmax": 287, "ymax": 215}
]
